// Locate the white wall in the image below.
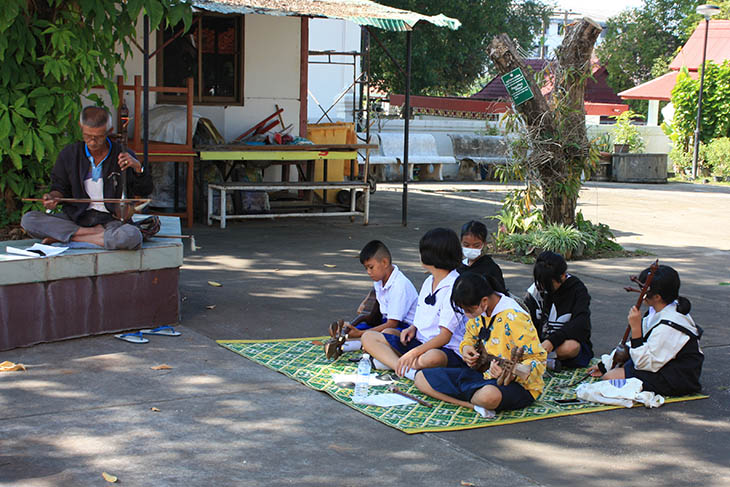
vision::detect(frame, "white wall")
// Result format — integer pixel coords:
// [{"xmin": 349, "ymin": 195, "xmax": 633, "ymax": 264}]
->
[
  {"xmin": 307, "ymin": 18, "xmax": 361, "ymax": 123},
  {"xmin": 587, "ymin": 124, "xmax": 671, "ymax": 154},
  {"xmin": 88, "ymin": 13, "xmax": 302, "ymax": 141}
]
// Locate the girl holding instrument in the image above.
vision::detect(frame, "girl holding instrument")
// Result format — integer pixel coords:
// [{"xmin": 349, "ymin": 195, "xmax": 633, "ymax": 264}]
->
[
  {"xmin": 414, "ymin": 272, "xmax": 546, "ymax": 416},
  {"xmin": 589, "ymin": 265, "xmax": 704, "ymax": 396}
]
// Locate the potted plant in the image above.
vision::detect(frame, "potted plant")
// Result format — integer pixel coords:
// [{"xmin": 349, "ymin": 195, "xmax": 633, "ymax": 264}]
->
[
  {"xmin": 612, "ymin": 110, "xmax": 646, "ymax": 153},
  {"xmin": 590, "ymin": 133, "xmax": 613, "ymax": 181}
]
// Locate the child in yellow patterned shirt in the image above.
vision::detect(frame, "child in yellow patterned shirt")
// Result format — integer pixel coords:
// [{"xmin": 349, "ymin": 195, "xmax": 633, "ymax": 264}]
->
[{"xmin": 415, "ymin": 272, "xmax": 546, "ymax": 415}]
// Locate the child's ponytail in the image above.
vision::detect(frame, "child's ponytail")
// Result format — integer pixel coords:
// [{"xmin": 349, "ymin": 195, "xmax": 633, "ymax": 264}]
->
[{"xmin": 676, "ymin": 296, "xmax": 692, "ymax": 315}]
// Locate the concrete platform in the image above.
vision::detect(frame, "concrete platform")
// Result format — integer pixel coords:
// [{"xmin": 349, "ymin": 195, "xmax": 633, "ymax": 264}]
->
[
  {"xmin": 1, "ymin": 182, "xmax": 729, "ymax": 486},
  {"xmin": 0, "ymin": 216, "xmax": 183, "ymax": 350}
]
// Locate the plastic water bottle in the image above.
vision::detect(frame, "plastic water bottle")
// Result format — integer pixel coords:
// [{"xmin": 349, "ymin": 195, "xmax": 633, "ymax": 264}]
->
[{"xmin": 353, "ymin": 353, "xmax": 371, "ymax": 403}]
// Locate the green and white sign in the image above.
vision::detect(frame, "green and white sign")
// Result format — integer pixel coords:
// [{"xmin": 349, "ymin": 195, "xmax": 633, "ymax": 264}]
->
[{"xmin": 501, "ymin": 67, "xmax": 534, "ymax": 106}]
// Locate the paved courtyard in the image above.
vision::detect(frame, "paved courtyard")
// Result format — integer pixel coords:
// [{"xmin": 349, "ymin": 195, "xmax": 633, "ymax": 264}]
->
[{"xmin": 1, "ymin": 181, "xmax": 729, "ymax": 486}]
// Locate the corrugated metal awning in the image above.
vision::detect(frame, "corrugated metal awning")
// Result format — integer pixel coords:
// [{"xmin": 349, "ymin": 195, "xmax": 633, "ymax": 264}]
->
[{"xmin": 192, "ymin": 0, "xmax": 461, "ymax": 32}]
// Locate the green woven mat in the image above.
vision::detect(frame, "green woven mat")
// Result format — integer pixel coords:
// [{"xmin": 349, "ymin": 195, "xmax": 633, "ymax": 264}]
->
[{"xmin": 218, "ymin": 337, "xmax": 708, "ymax": 434}]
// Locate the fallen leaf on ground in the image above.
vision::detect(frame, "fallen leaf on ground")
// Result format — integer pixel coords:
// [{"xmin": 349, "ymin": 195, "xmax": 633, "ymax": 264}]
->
[
  {"xmin": 151, "ymin": 364, "xmax": 173, "ymax": 370},
  {"xmin": 206, "ymin": 305, "xmax": 216, "ymax": 310},
  {"xmin": 208, "ymin": 281, "xmax": 222, "ymax": 287},
  {"xmin": 151, "ymin": 407, "xmax": 161, "ymax": 412},
  {"xmin": 102, "ymin": 472, "xmax": 118, "ymax": 483},
  {"xmin": 0, "ymin": 361, "xmax": 26, "ymax": 372},
  {"xmin": 460, "ymin": 482, "xmax": 476, "ymax": 487},
  {"xmin": 311, "ymin": 340, "xmax": 324, "ymax": 346},
  {"xmin": 273, "ymin": 268, "xmax": 280, "ymax": 271},
  {"xmin": 324, "ymin": 264, "xmax": 337, "ymax": 268}
]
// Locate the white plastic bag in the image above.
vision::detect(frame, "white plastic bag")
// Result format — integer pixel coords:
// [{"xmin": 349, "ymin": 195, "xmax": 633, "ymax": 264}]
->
[{"xmin": 576, "ymin": 378, "xmax": 665, "ymax": 408}]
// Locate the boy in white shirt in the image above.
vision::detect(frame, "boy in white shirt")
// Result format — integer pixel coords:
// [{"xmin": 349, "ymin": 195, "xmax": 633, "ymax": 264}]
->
[
  {"xmin": 325, "ymin": 240, "xmax": 418, "ymax": 357},
  {"xmin": 361, "ymin": 228, "xmax": 466, "ymax": 378}
]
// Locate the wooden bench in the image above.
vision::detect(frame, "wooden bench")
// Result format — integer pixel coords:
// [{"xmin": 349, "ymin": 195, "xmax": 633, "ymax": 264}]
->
[
  {"xmin": 207, "ymin": 181, "xmax": 370, "ymax": 228},
  {"xmin": 0, "ymin": 216, "xmax": 183, "ymax": 351}
]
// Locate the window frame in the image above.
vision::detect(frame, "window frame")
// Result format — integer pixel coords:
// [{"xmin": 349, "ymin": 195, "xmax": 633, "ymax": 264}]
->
[{"xmin": 156, "ymin": 12, "xmax": 245, "ymax": 106}]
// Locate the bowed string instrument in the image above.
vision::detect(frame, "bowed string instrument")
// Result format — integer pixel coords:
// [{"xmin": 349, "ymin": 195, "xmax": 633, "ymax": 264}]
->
[{"xmin": 611, "ymin": 259, "xmax": 660, "ymax": 368}]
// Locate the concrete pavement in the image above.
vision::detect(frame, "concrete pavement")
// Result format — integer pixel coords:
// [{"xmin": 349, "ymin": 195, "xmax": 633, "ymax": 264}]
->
[{"xmin": 1, "ymin": 181, "xmax": 728, "ymax": 486}]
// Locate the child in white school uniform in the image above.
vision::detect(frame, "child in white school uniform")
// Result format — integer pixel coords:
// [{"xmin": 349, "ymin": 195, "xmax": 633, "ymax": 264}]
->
[
  {"xmin": 336, "ymin": 240, "xmax": 419, "ymax": 353},
  {"xmin": 589, "ymin": 264, "xmax": 703, "ymax": 396},
  {"xmin": 361, "ymin": 228, "xmax": 466, "ymax": 378}
]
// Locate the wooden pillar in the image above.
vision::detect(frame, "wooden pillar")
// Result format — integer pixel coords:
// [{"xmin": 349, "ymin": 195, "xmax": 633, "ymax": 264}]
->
[{"xmin": 299, "ymin": 16, "xmax": 309, "ymax": 138}]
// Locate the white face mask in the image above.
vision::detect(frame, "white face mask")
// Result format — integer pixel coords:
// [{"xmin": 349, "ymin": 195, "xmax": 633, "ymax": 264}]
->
[{"xmin": 462, "ymin": 247, "xmax": 482, "ymax": 260}]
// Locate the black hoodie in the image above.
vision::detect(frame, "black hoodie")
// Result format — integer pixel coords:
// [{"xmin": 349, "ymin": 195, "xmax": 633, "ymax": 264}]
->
[
  {"xmin": 524, "ymin": 275, "xmax": 592, "ymax": 351},
  {"xmin": 459, "ymin": 254, "xmax": 507, "ymax": 293}
]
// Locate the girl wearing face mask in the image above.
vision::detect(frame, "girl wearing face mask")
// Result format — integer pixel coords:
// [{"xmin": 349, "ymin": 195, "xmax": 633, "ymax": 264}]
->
[
  {"xmin": 414, "ymin": 272, "xmax": 546, "ymax": 416},
  {"xmin": 459, "ymin": 220, "xmax": 507, "ymax": 294}
]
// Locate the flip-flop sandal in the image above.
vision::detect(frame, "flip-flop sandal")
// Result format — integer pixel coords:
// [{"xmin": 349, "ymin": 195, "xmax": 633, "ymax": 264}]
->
[
  {"xmin": 140, "ymin": 325, "xmax": 181, "ymax": 337},
  {"xmin": 114, "ymin": 331, "xmax": 149, "ymax": 344}
]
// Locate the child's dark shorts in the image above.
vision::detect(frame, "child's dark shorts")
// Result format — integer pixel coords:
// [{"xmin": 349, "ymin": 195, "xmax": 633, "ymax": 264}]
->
[
  {"xmin": 421, "ymin": 367, "xmax": 535, "ymax": 412},
  {"xmin": 383, "ymin": 333, "xmax": 464, "ymax": 368},
  {"xmin": 355, "ymin": 318, "xmax": 409, "ymax": 332},
  {"xmin": 559, "ymin": 341, "xmax": 594, "ymax": 368}
]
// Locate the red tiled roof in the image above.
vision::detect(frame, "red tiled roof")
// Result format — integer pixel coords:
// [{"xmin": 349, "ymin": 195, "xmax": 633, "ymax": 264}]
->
[
  {"xmin": 472, "ymin": 58, "xmax": 622, "ymax": 104},
  {"xmin": 670, "ymin": 20, "xmax": 730, "ymax": 71},
  {"xmin": 619, "ymin": 71, "xmax": 699, "ymax": 101},
  {"xmin": 471, "ymin": 59, "xmax": 549, "ymax": 100},
  {"xmin": 388, "ymin": 94, "xmax": 627, "ymax": 117}
]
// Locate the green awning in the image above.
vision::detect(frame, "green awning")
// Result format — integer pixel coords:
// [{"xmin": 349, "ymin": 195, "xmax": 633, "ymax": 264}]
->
[{"xmin": 192, "ymin": 0, "xmax": 461, "ymax": 32}]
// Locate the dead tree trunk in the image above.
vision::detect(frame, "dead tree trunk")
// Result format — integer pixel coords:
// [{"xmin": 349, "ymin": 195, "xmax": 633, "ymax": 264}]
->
[{"xmin": 488, "ymin": 18, "xmax": 602, "ymax": 226}]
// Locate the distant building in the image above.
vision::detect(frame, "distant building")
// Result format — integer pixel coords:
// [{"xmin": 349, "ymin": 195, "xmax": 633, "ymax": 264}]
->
[
  {"xmin": 619, "ymin": 20, "xmax": 730, "ymax": 126},
  {"xmin": 472, "ymin": 58, "xmax": 627, "ymax": 122},
  {"xmin": 533, "ymin": 10, "xmax": 608, "ymax": 59}
]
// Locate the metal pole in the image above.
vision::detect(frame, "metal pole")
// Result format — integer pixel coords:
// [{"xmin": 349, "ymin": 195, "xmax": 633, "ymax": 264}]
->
[
  {"xmin": 143, "ymin": 15, "xmax": 150, "ymax": 169},
  {"xmin": 402, "ymin": 30, "xmax": 412, "ymax": 227},
  {"xmin": 692, "ymin": 17, "xmax": 710, "ymax": 180}
]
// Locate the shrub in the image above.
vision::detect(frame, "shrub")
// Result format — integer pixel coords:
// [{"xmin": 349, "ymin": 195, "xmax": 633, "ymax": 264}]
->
[
  {"xmin": 574, "ymin": 211, "xmax": 623, "ymax": 252},
  {"xmin": 612, "ymin": 110, "xmax": 646, "ymax": 153},
  {"xmin": 535, "ymin": 223, "xmax": 585, "ymax": 258},
  {"xmin": 706, "ymin": 137, "xmax": 730, "ymax": 179}
]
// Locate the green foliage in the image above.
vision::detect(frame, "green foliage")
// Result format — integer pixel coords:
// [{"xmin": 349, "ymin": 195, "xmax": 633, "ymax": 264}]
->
[
  {"xmin": 0, "ymin": 0, "xmax": 192, "ymax": 226},
  {"xmin": 665, "ymin": 62, "xmax": 730, "ymax": 177},
  {"xmin": 612, "ymin": 110, "xmax": 645, "ymax": 153},
  {"xmin": 706, "ymin": 137, "xmax": 730, "ymax": 179},
  {"xmin": 592, "ymin": 133, "xmax": 613, "ymax": 153},
  {"xmin": 369, "ymin": 0, "xmax": 549, "ymax": 96},
  {"xmin": 596, "ymin": 0, "xmax": 710, "ymax": 103},
  {"xmin": 670, "ymin": 63, "xmax": 730, "ymax": 145},
  {"xmin": 493, "ymin": 208, "xmax": 623, "ymax": 259},
  {"xmin": 574, "ymin": 211, "xmax": 623, "ymax": 252},
  {"xmin": 535, "ymin": 223, "xmax": 584, "ymax": 257}
]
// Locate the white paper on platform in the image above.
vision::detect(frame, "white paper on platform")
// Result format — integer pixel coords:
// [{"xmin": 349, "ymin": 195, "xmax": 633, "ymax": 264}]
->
[
  {"xmin": 359, "ymin": 393, "xmax": 416, "ymax": 407},
  {"xmin": 331, "ymin": 373, "xmax": 395, "ymax": 387},
  {"xmin": 6, "ymin": 243, "xmax": 68, "ymax": 258}
]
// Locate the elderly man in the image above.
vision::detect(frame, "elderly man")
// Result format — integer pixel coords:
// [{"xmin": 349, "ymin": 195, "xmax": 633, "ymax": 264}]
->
[{"xmin": 21, "ymin": 106, "xmax": 153, "ymax": 249}]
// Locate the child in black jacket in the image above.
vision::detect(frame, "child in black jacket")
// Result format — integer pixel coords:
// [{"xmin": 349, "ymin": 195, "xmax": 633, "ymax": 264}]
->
[{"xmin": 524, "ymin": 251, "xmax": 594, "ymax": 369}]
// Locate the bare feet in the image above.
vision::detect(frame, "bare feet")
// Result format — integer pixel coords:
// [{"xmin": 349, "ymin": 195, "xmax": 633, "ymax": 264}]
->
[{"xmin": 71, "ymin": 224, "xmax": 105, "ymax": 247}]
